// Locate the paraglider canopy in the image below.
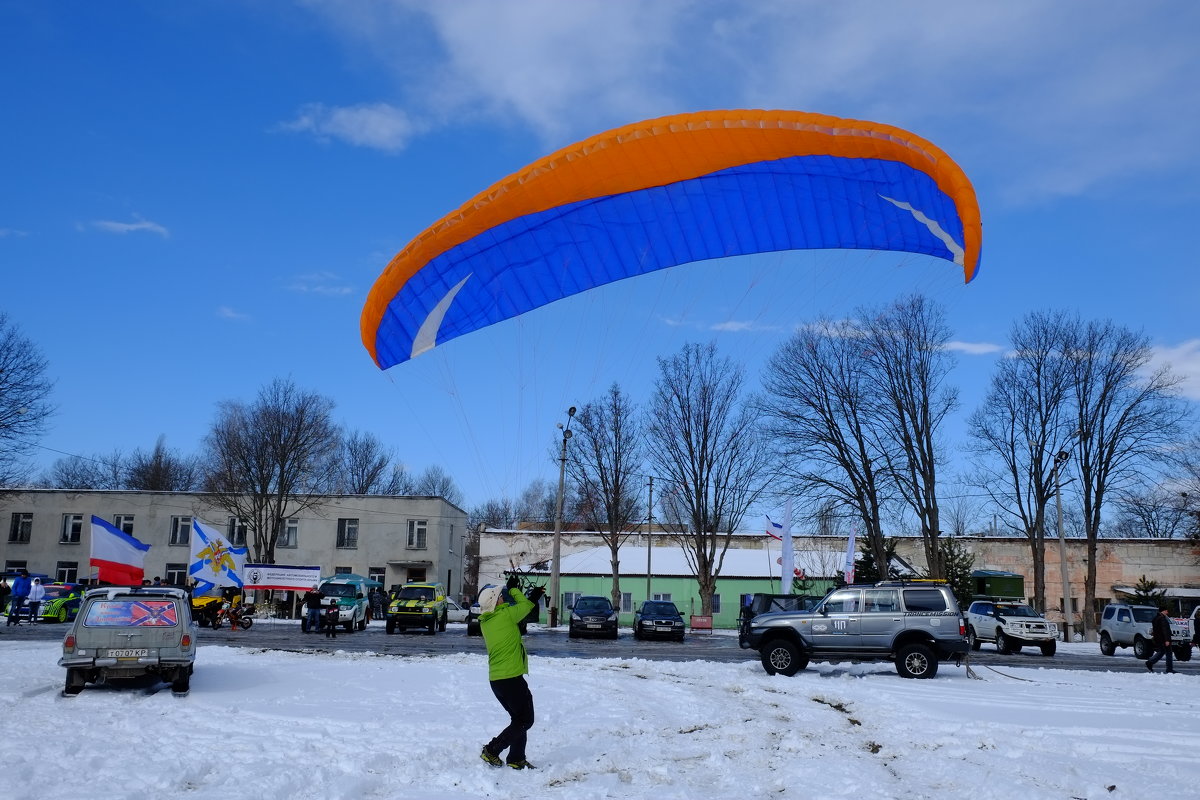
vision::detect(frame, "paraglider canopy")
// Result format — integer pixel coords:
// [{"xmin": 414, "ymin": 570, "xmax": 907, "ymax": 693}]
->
[{"xmin": 362, "ymin": 109, "xmax": 981, "ymax": 370}]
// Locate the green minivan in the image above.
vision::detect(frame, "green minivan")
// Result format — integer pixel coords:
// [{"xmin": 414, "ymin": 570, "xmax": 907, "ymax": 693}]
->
[{"xmin": 303, "ymin": 574, "xmax": 381, "ymax": 633}]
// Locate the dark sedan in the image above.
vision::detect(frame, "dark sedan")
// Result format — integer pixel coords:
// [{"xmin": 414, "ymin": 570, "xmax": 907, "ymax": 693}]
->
[
  {"xmin": 568, "ymin": 596, "xmax": 619, "ymax": 639},
  {"xmin": 633, "ymin": 600, "xmax": 685, "ymax": 642}
]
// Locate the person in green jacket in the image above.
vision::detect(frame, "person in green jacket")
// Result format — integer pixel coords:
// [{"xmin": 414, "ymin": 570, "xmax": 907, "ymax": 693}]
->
[{"xmin": 479, "ymin": 576, "xmax": 545, "ymax": 770}]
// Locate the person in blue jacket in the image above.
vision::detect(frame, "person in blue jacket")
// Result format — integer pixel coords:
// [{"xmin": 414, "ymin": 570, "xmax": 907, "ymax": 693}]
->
[{"xmin": 7, "ymin": 570, "xmax": 31, "ymax": 626}]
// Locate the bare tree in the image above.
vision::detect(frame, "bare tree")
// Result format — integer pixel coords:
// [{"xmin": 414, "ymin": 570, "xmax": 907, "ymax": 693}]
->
[
  {"xmin": 566, "ymin": 383, "xmax": 644, "ymax": 609},
  {"xmin": 201, "ymin": 378, "xmax": 341, "ymax": 564},
  {"xmin": 126, "ymin": 435, "xmax": 199, "ymax": 491},
  {"xmin": 42, "ymin": 450, "xmax": 125, "ymax": 490},
  {"xmin": 759, "ymin": 317, "xmax": 893, "ymax": 575},
  {"xmin": 335, "ymin": 430, "xmax": 413, "ymax": 494},
  {"xmin": 1109, "ymin": 487, "xmax": 1191, "ymax": 538},
  {"xmin": 645, "ymin": 342, "xmax": 770, "ymax": 615},
  {"xmin": 516, "ymin": 478, "xmax": 558, "ymax": 527},
  {"xmin": 412, "ymin": 464, "xmax": 463, "ymax": 506},
  {"xmin": 0, "ymin": 313, "xmax": 54, "ymax": 488},
  {"xmin": 862, "ymin": 295, "xmax": 958, "ymax": 578},
  {"xmin": 966, "ymin": 310, "xmax": 1076, "ymax": 611},
  {"xmin": 1065, "ymin": 318, "xmax": 1189, "ymax": 635}
]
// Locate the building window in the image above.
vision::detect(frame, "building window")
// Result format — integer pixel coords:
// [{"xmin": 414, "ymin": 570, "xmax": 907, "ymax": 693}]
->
[
  {"xmin": 278, "ymin": 518, "xmax": 299, "ymax": 548},
  {"xmin": 336, "ymin": 518, "xmax": 359, "ymax": 549},
  {"xmin": 4, "ymin": 560, "xmax": 28, "ymax": 572},
  {"xmin": 227, "ymin": 517, "xmax": 248, "ymax": 547},
  {"xmin": 169, "ymin": 516, "xmax": 192, "ymax": 546},
  {"xmin": 56, "ymin": 561, "xmax": 78, "ymax": 583},
  {"xmin": 334, "ymin": 566, "xmax": 352, "ymax": 575},
  {"xmin": 166, "ymin": 563, "xmax": 187, "ymax": 585},
  {"xmin": 407, "ymin": 519, "xmax": 427, "ymax": 549},
  {"xmin": 369, "ymin": 567, "xmax": 386, "ymax": 586},
  {"xmin": 407, "ymin": 568, "xmax": 426, "ymax": 583},
  {"xmin": 565, "ymin": 592, "xmax": 582, "ymax": 610},
  {"xmin": 620, "ymin": 592, "xmax": 632, "ymax": 613},
  {"xmin": 654, "ymin": 593, "xmax": 673, "ymax": 602},
  {"xmin": 60, "ymin": 514, "xmax": 84, "ymax": 544},
  {"xmin": 711, "ymin": 595, "xmax": 722, "ymax": 614},
  {"xmin": 113, "ymin": 515, "xmax": 135, "ymax": 535},
  {"xmin": 8, "ymin": 513, "xmax": 32, "ymax": 543}
]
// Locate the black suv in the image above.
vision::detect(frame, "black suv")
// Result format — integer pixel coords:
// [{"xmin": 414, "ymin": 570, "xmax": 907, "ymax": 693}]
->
[
  {"xmin": 568, "ymin": 595, "xmax": 619, "ymax": 639},
  {"xmin": 746, "ymin": 581, "xmax": 968, "ymax": 679}
]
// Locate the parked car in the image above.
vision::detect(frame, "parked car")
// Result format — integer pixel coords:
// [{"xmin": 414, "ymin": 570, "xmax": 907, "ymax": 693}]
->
[
  {"xmin": 300, "ymin": 575, "xmax": 375, "ymax": 633},
  {"xmin": 568, "ymin": 595, "xmax": 619, "ymax": 639},
  {"xmin": 747, "ymin": 580, "xmax": 969, "ymax": 679},
  {"xmin": 58, "ymin": 586, "xmax": 197, "ymax": 695},
  {"xmin": 445, "ymin": 597, "xmax": 469, "ymax": 624},
  {"xmin": 386, "ymin": 581, "xmax": 448, "ymax": 634},
  {"xmin": 38, "ymin": 583, "xmax": 85, "ymax": 624},
  {"xmin": 966, "ymin": 600, "xmax": 1058, "ymax": 656},
  {"xmin": 633, "ymin": 600, "xmax": 685, "ymax": 641},
  {"xmin": 1098, "ymin": 603, "xmax": 1192, "ymax": 660}
]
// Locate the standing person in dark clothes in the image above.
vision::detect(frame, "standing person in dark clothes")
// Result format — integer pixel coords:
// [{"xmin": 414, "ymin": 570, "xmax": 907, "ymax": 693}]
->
[
  {"xmin": 7, "ymin": 571, "xmax": 31, "ymax": 626},
  {"xmin": 1146, "ymin": 606, "xmax": 1176, "ymax": 673},
  {"xmin": 302, "ymin": 585, "xmax": 324, "ymax": 633},
  {"xmin": 478, "ymin": 576, "xmax": 544, "ymax": 770},
  {"xmin": 324, "ymin": 601, "xmax": 339, "ymax": 639}
]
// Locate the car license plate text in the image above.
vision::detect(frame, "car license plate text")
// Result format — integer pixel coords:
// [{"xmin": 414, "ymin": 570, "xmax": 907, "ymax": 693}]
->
[
  {"xmin": 586, "ymin": 623, "xmax": 601, "ymax": 629},
  {"xmin": 109, "ymin": 648, "xmax": 148, "ymax": 657}
]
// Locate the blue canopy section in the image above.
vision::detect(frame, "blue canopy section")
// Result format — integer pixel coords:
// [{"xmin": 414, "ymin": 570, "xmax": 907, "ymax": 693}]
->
[{"xmin": 374, "ymin": 155, "xmax": 966, "ymax": 368}]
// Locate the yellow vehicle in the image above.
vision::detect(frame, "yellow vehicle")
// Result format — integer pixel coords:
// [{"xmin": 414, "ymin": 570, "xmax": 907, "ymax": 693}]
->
[{"xmin": 386, "ymin": 582, "xmax": 448, "ymax": 635}]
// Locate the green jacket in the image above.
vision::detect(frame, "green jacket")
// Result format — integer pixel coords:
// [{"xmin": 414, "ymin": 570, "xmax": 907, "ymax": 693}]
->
[{"xmin": 480, "ymin": 587, "xmax": 534, "ymax": 681}]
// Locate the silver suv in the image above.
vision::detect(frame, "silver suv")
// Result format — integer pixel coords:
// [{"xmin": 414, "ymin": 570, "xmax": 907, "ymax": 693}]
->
[
  {"xmin": 966, "ymin": 600, "xmax": 1058, "ymax": 656},
  {"xmin": 1098, "ymin": 603, "xmax": 1192, "ymax": 661},
  {"xmin": 747, "ymin": 581, "xmax": 968, "ymax": 679},
  {"xmin": 59, "ymin": 586, "xmax": 197, "ymax": 695}
]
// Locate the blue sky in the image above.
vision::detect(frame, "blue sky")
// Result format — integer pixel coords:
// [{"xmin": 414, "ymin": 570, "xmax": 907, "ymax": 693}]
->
[{"xmin": 3, "ymin": 1, "xmax": 1198, "ymax": 512}]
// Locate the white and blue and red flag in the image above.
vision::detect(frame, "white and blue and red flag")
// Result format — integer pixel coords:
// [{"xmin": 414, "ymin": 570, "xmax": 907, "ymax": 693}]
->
[{"xmin": 89, "ymin": 515, "xmax": 151, "ymax": 585}]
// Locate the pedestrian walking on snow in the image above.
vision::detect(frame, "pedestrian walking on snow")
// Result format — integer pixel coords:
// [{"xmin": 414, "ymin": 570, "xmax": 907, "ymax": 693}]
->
[{"xmin": 1146, "ymin": 607, "xmax": 1176, "ymax": 673}]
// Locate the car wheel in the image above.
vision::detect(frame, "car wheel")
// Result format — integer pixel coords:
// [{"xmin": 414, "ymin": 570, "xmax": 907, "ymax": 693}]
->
[
  {"xmin": 1099, "ymin": 632, "xmax": 1115, "ymax": 656},
  {"xmin": 1040, "ymin": 640, "xmax": 1056, "ymax": 657},
  {"xmin": 568, "ymin": 627, "xmax": 577, "ymax": 639},
  {"xmin": 427, "ymin": 619, "xmax": 436, "ymax": 635},
  {"xmin": 63, "ymin": 668, "xmax": 86, "ymax": 696},
  {"xmin": 439, "ymin": 613, "xmax": 447, "ymax": 632},
  {"xmin": 171, "ymin": 667, "xmax": 191, "ymax": 695},
  {"xmin": 968, "ymin": 627, "xmax": 980, "ymax": 651},
  {"xmin": 996, "ymin": 630, "xmax": 1012, "ymax": 654},
  {"xmin": 1133, "ymin": 636, "xmax": 1151, "ymax": 660},
  {"xmin": 57, "ymin": 608, "xmax": 68, "ymax": 624},
  {"xmin": 358, "ymin": 616, "xmax": 367, "ymax": 631},
  {"xmin": 760, "ymin": 638, "xmax": 808, "ymax": 677},
  {"xmin": 1174, "ymin": 645, "xmax": 1191, "ymax": 662},
  {"xmin": 896, "ymin": 643, "xmax": 938, "ymax": 679}
]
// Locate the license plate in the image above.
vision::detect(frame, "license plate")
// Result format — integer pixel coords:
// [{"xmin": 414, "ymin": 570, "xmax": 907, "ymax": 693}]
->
[
  {"xmin": 586, "ymin": 624, "xmax": 601, "ymax": 629},
  {"xmin": 655, "ymin": 626, "xmax": 673, "ymax": 632},
  {"xmin": 108, "ymin": 649, "xmax": 148, "ymax": 658}
]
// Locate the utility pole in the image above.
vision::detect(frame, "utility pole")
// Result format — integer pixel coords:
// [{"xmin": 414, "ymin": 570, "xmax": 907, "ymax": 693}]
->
[
  {"xmin": 1054, "ymin": 450, "xmax": 1074, "ymax": 643},
  {"xmin": 548, "ymin": 406, "xmax": 575, "ymax": 628},
  {"xmin": 645, "ymin": 476, "xmax": 654, "ymax": 603}
]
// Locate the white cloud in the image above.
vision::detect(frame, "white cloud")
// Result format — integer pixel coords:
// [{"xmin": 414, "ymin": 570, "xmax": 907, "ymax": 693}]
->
[
  {"xmin": 710, "ymin": 320, "xmax": 784, "ymax": 334},
  {"xmin": 287, "ymin": 272, "xmax": 355, "ymax": 296},
  {"xmin": 90, "ymin": 215, "xmax": 169, "ymax": 237},
  {"xmin": 278, "ymin": 102, "xmax": 419, "ymax": 152},
  {"xmin": 0, "ymin": 228, "xmax": 29, "ymax": 238},
  {"xmin": 299, "ymin": 2, "xmax": 1200, "ymax": 202},
  {"xmin": 945, "ymin": 340, "xmax": 1005, "ymax": 356},
  {"xmin": 216, "ymin": 306, "xmax": 250, "ymax": 321},
  {"xmin": 1150, "ymin": 339, "xmax": 1200, "ymax": 401}
]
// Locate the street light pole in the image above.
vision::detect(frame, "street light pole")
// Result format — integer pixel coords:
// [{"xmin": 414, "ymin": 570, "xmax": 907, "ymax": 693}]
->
[
  {"xmin": 645, "ymin": 476, "xmax": 654, "ymax": 603},
  {"xmin": 548, "ymin": 406, "xmax": 575, "ymax": 628},
  {"xmin": 1054, "ymin": 450, "xmax": 1074, "ymax": 643}
]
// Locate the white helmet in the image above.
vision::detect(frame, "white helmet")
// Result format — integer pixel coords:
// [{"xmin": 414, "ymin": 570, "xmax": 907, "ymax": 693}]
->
[{"xmin": 478, "ymin": 586, "xmax": 503, "ymax": 614}]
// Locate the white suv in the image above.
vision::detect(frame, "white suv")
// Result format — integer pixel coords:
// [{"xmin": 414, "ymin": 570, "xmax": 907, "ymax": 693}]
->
[
  {"xmin": 1099, "ymin": 603, "xmax": 1192, "ymax": 661},
  {"xmin": 966, "ymin": 600, "xmax": 1058, "ymax": 656}
]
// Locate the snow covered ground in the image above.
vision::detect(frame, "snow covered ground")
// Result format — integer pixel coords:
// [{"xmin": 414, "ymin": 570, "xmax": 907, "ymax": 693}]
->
[{"xmin": 3, "ymin": 638, "xmax": 1194, "ymax": 800}]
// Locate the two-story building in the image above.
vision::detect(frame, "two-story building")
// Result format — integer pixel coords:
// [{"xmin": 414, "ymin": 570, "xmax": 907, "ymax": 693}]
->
[{"xmin": 0, "ymin": 489, "xmax": 468, "ymax": 598}]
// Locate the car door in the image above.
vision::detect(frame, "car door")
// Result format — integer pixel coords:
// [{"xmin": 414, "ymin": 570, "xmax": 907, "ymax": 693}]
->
[
  {"xmin": 860, "ymin": 589, "xmax": 902, "ymax": 650},
  {"xmin": 1114, "ymin": 607, "xmax": 1134, "ymax": 645},
  {"xmin": 810, "ymin": 588, "xmax": 862, "ymax": 649}
]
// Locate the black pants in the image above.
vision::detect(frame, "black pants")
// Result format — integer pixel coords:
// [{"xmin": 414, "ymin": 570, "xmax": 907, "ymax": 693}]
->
[
  {"xmin": 487, "ymin": 676, "xmax": 535, "ymax": 763},
  {"xmin": 1147, "ymin": 643, "xmax": 1174, "ymax": 670}
]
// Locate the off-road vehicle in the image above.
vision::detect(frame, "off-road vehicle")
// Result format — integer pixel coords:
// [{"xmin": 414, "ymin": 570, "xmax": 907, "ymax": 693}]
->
[
  {"xmin": 59, "ymin": 586, "xmax": 197, "ymax": 695},
  {"xmin": 1098, "ymin": 603, "xmax": 1192, "ymax": 661},
  {"xmin": 966, "ymin": 600, "xmax": 1058, "ymax": 656},
  {"xmin": 746, "ymin": 580, "xmax": 968, "ymax": 679},
  {"xmin": 386, "ymin": 581, "xmax": 448, "ymax": 634}
]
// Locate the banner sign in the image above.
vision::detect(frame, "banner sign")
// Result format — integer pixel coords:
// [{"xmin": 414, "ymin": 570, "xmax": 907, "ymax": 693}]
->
[{"xmin": 242, "ymin": 563, "xmax": 322, "ymax": 591}]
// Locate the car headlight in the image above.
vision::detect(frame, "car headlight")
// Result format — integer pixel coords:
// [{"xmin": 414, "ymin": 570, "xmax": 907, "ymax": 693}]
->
[{"xmin": 571, "ymin": 613, "xmax": 582, "ymax": 622}]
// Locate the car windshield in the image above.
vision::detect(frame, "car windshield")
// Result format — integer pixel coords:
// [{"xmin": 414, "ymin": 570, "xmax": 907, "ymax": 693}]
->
[
  {"xmin": 575, "ymin": 598, "xmax": 612, "ymax": 613},
  {"xmin": 397, "ymin": 586, "xmax": 435, "ymax": 601},
  {"xmin": 641, "ymin": 602, "xmax": 679, "ymax": 616},
  {"xmin": 321, "ymin": 583, "xmax": 357, "ymax": 598},
  {"xmin": 1132, "ymin": 607, "xmax": 1158, "ymax": 623},
  {"xmin": 996, "ymin": 604, "xmax": 1040, "ymax": 617}
]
